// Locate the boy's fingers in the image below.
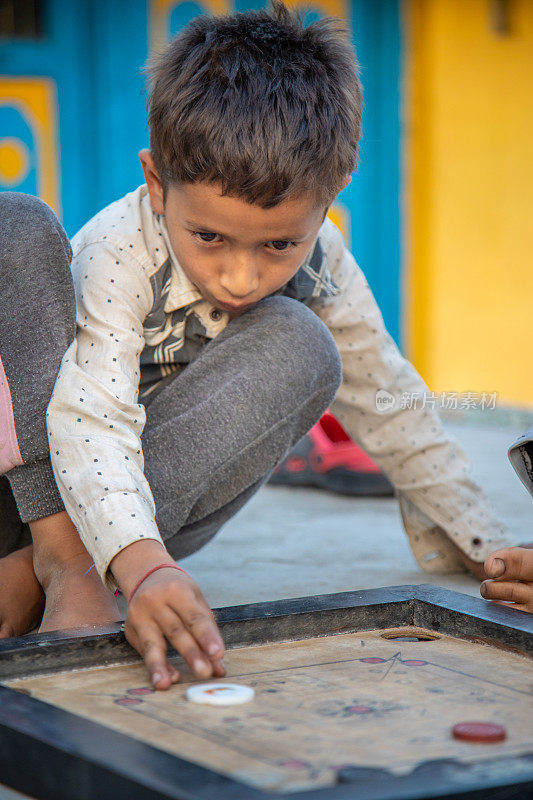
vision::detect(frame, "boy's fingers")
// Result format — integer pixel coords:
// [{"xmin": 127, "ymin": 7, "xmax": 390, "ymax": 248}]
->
[
  {"xmin": 123, "ymin": 574, "xmax": 224, "ymax": 684},
  {"xmin": 480, "ymin": 579, "xmax": 533, "ymax": 608},
  {"xmin": 123, "ymin": 617, "xmax": 141, "ymax": 652},
  {"xmin": 124, "ymin": 619, "xmax": 172, "ymax": 689},
  {"xmin": 484, "ymin": 547, "xmax": 533, "ymax": 582},
  {"xmin": 142, "ymin": 635, "xmax": 174, "ymax": 690},
  {"xmin": 124, "ymin": 617, "xmax": 181, "ymax": 685},
  {"xmin": 157, "ymin": 608, "xmax": 214, "ymax": 679},
  {"xmin": 212, "ymin": 659, "xmax": 227, "ymax": 677},
  {"xmin": 170, "ymin": 594, "xmax": 225, "ymax": 661}
]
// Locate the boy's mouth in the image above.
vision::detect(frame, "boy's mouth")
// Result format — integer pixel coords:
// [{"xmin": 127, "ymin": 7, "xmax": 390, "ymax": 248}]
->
[{"xmin": 217, "ymin": 300, "xmax": 255, "ymax": 313}]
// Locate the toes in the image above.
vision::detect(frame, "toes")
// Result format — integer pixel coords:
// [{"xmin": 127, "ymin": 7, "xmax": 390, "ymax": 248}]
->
[
  {"xmin": 484, "ymin": 547, "xmax": 533, "ymax": 582},
  {"xmin": 480, "ymin": 579, "xmax": 533, "ymax": 609}
]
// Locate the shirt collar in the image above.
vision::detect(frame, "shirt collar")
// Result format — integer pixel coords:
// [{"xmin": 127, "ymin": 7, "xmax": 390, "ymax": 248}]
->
[{"xmin": 284, "ymin": 239, "xmax": 340, "ymax": 301}]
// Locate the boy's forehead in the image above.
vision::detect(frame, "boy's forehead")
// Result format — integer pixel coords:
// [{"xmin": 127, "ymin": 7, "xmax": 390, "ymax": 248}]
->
[{"xmin": 167, "ymin": 181, "xmax": 324, "ymax": 239}]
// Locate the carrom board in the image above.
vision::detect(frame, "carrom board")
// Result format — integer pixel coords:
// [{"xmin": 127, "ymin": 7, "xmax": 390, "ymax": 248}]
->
[{"xmin": 0, "ymin": 584, "xmax": 532, "ymax": 800}]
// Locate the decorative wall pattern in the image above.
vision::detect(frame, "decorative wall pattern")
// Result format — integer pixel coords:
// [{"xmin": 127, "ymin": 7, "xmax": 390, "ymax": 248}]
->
[{"xmin": 0, "ymin": 78, "xmax": 60, "ymax": 215}]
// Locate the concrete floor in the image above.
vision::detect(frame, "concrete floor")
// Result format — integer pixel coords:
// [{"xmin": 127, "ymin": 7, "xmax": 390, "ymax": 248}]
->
[
  {"xmin": 184, "ymin": 416, "xmax": 533, "ymax": 608},
  {"xmin": 1, "ymin": 414, "xmax": 532, "ymax": 799}
]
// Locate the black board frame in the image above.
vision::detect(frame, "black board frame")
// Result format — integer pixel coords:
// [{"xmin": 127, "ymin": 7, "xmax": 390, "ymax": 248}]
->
[{"xmin": 0, "ymin": 583, "xmax": 532, "ymax": 800}]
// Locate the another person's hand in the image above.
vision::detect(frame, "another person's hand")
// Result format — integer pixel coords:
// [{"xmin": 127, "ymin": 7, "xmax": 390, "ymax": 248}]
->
[
  {"xmin": 480, "ymin": 547, "xmax": 533, "ymax": 613},
  {"xmin": 111, "ymin": 541, "xmax": 225, "ymax": 689}
]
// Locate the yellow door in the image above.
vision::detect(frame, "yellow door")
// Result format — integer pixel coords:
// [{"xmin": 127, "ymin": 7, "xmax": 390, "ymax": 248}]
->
[{"xmin": 405, "ymin": 0, "xmax": 533, "ymax": 408}]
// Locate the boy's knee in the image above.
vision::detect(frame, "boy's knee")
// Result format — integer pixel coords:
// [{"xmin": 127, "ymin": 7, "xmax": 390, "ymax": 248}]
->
[
  {"xmin": 0, "ymin": 192, "xmax": 71, "ymax": 271},
  {"xmin": 1, "ymin": 192, "xmax": 59, "ymax": 230},
  {"xmin": 249, "ymin": 295, "xmax": 342, "ymax": 395}
]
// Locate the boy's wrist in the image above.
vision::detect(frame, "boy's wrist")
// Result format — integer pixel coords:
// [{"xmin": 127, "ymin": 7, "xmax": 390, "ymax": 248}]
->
[{"xmin": 109, "ymin": 539, "xmax": 173, "ymax": 598}]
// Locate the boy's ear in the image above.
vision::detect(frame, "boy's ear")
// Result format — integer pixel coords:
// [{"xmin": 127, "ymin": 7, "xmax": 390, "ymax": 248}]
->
[{"xmin": 139, "ymin": 149, "xmax": 165, "ymax": 215}]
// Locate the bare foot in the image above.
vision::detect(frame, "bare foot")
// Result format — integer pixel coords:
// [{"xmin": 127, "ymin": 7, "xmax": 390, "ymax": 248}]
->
[
  {"xmin": 480, "ymin": 547, "xmax": 533, "ymax": 613},
  {"xmin": 0, "ymin": 545, "xmax": 45, "ymax": 637},
  {"xmin": 37, "ymin": 551, "xmax": 122, "ymax": 632},
  {"xmin": 29, "ymin": 510, "xmax": 122, "ymax": 632}
]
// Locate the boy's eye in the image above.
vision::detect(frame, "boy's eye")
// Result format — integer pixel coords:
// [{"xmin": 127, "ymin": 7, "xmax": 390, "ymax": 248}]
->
[
  {"xmin": 268, "ymin": 240, "xmax": 295, "ymax": 251},
  {"xmin": 194, "ymin": 231, "xmax": 221, "ymax": 243}
]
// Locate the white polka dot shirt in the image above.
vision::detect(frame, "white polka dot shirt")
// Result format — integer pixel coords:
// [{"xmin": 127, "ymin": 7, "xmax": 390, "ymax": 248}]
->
[{"xmin": 46, "ymin": 186, "xmax": 518, "ymax": 588}]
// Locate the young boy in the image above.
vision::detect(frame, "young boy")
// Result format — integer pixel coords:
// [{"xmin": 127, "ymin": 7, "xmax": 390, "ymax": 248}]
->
[{"xmin": 0, "ymin": 3, "xmax": 524, "ymax": 686}]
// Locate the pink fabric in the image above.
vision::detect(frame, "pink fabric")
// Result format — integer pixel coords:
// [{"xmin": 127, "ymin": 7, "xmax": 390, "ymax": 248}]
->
[{"xmin": 0, "ymin": 354, "xmax": 23, "ymax": 474}]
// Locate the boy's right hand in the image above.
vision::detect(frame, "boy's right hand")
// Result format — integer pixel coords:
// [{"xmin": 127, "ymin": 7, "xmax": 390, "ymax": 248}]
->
[
  {"xmin": 481, "ymin": 546, "xmax": 533, "ymax": 613},
  {"xmin": 110, "ymin": 541, "xmax": 225, "ymax": 689}
]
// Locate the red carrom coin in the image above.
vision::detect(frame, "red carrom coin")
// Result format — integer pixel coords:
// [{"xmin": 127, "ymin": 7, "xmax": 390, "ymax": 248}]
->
[{"xmin": 452, "ymin": 722, "xmax": 507, "ymax": 743}]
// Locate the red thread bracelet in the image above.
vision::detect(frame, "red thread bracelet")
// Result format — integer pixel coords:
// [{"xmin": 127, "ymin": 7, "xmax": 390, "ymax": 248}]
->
[{"xmin": 127, "ymin": 563, "xmax": 189, "ymax": 604}]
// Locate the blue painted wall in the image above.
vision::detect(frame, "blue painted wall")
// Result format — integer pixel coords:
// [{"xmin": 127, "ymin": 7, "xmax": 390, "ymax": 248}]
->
[{"xmin": 0, "ymin": 0, "xmax": 401, "ymax": 343}]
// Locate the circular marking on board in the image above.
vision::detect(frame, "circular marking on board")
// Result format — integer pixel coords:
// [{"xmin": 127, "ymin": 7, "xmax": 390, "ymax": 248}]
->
[
  {"xmin": 115, "ymin": 697, "xmax": 143, "ymax": 706},
  {"xmin": 452, "ymin": 722, "xmax": 507, "ymax": 743},
  {"xmin": 186, "ymin": 683, "xmax": 254, "ymax": 706},
  {"xmin": 360, "ymin": 657, "xmax": 387, "ymax": 664},
  {"xmin": 346, "ymin": 705, "xmax": 372, "ymax": 714},
  {"xmin": 402, "ymin": 659, "xmax": 429, "ymax": 667}
]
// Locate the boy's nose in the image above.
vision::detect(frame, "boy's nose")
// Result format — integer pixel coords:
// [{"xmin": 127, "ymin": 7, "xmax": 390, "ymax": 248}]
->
[{"xmin": 220, "ymin": 256, "xmax": 260, "ymax": 298}]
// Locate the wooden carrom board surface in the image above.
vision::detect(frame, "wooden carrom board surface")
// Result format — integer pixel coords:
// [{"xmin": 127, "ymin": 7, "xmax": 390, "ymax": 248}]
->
[
  {"xmin": 1, "ymin": 585, "xmax": 533, "ymax": 800},
  {"xmin": 5, "ymin": 626, "xmax": 533, "ymax": 794}
]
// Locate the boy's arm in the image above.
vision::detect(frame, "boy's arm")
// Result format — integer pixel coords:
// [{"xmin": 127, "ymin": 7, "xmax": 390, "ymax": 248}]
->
[
  {"xmin": 312, "ymin": 219, "xmax": 520, "ymax": 573},
  {"xmin": 47, "ymin": 240, "xmax": 163, "ymax": 584},
  {"xmin": 47, "ymin": 241, "xmax": 224, "ymax": 685}
]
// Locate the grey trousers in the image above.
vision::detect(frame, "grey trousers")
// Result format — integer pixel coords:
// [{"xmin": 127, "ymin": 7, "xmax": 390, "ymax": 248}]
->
[{"xmin": 0, "ymin": 192, "xmax": 342, "ymax": 561}]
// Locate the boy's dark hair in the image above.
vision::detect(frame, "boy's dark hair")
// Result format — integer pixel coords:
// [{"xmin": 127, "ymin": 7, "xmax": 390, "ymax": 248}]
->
[{"xmin": 146, "ymin": 1, "xmax": 362, "ymax": 208}]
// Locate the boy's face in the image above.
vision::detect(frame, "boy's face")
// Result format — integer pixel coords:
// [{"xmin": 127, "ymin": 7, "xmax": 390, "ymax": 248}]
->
[{"xmin": 140, "ymin": 150, "xmax": 328, "ymax": 316}]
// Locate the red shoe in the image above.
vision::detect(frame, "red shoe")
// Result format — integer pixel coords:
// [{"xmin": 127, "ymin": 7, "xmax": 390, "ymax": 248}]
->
[{"xmin": 269, "ymin": 412, "xmax": 394, "ymax": 496}]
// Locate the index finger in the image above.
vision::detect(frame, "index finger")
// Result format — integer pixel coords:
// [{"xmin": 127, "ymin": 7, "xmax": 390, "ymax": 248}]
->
[{"xmin": 127, "ymin": 621, "xmax": 177, "ymax": 690}]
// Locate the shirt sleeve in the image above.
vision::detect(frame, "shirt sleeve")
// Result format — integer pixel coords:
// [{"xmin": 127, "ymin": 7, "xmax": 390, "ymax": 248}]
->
[
  {"xmin": 47, "ymin": 241, "xmax": 164, "ymax": 589},
  {"xmin": 311, "ymin": 219, "xmax": 520, "ymax": 573}
]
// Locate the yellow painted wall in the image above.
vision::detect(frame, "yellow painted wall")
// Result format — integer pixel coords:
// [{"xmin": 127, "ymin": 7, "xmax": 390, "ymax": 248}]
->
[{"xmin": 405, "ymin": 0, "xmax": 533, "ymax": 407}]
